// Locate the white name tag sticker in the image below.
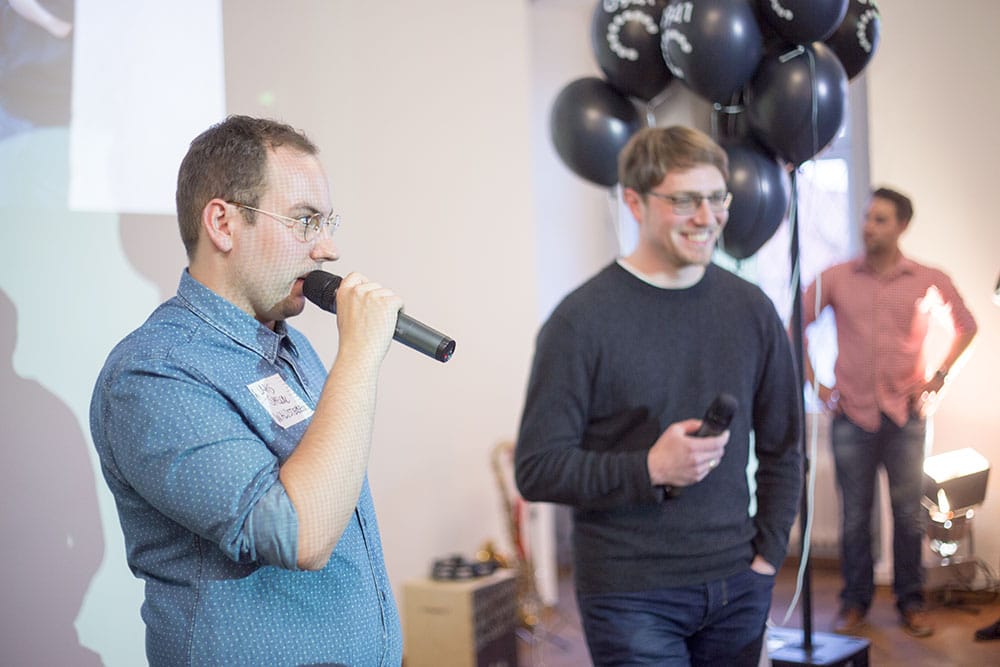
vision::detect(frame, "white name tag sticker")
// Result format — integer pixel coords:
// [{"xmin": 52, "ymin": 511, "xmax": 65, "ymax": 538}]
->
[{"xmin": 247, "ymin": 374, "xmax": 314, "ymax": 429}]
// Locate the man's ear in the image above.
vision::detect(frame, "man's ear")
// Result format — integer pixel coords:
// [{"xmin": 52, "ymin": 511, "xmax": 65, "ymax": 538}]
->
[
  {"xmin": 622, "ymin": 187, "xmax": 645, "ymax": 224},
  {"xmin": 203, "ymin": 199, "xmax": 234, "ymax": 252}
]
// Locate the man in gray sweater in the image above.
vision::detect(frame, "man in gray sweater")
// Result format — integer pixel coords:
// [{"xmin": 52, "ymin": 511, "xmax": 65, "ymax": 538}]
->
[{"xmin": 516, "ymin": 126, "xmax": 802, "ymax": 666}]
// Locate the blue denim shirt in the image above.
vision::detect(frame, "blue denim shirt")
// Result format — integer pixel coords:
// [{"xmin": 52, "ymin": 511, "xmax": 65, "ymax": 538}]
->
[{"xmin": 90, "ymin": 270, "xmax": 402, "ymax": 666}]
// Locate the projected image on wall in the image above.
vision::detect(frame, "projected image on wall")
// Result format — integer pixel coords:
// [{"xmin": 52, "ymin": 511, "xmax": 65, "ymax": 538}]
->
[{"xmin": 0, "ymin": 2, "xmax": 224, "ymax": 664}]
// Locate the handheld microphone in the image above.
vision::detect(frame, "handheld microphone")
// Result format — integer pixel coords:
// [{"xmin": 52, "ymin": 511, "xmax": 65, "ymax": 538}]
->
[
  {"xmin": 663, "ymin": 393, "xmax": 738, "ymax": 499},
  {"xmin": 303, "ymin": 270, "xmax": 456, "ymax": 363},
  {"xmin": 692, "ymin": 393, "xmax": 738, "ymax": 437}
]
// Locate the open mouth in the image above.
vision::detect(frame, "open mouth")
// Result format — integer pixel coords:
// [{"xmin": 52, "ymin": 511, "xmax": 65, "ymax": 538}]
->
[{"xmin": 682, "ymin": 230, "xmax": 713, "ymax": 244}]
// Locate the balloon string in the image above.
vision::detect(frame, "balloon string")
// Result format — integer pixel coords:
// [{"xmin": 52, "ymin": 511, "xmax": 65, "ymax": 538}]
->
[
  {"xmin": 787, "ymin": 169, "xmax": 800, "ymax": 294},
  {"xmin": 711, "ymin": 100, "xmax": 744, "ymax": 141},
  {"xmin": 779, "ymin": 45, "xmax": 805, "ymax": 63},
  {"xmin": 779, "ymin": 166, "xmax": 819, "ymax": 626},
  {"xmin": 778, "ymin": 45, "xmax": 821, "ymax": 163},
  {"xmin": 712, "ymin": 102, "xmax": 745, "ymax": 114},
  {"xmin": 644, "ymin": 84, "xmax": 675, "ymax": 126},
  {"xmin": 807, "ymin": 48, "xmax": 819, "ymax": 164}
]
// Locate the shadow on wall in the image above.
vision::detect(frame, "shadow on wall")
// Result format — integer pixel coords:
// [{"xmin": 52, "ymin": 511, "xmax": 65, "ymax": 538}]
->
[
  {"xmin": 119, "ymin": 213, "xmax": 188, "ymax": 302},
  {"xmin": 0, "ymin": 289, "xmax": 104, "ymax": 665}
]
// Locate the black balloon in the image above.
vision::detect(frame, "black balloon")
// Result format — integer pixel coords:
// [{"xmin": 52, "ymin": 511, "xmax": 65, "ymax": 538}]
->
[
  {"xmin": 756, "ymin": 0, "xmax": 848, "ymax": 44},
  {"xmin": 825, "ymin": 0, "xmax": 881, "ymax": 80},
  {"xmin": 550, "ymin": 77, "xmax": 643, "ymax": 187},
  {"xmin": 660, "ymin": 0, "xmax": 764, "ymax": 103},
  {"xmin": 746, "ymin": 42, "xmax": 848, "ymax": 166},
  {"xmin": 720, "ymin": 138, "xmax": 789, "ymax": 259},
  {"xmin": 591, "ymin": 0, "xmax": 673, "ymax": 101},
  {"xmin": 749, "ymin": 2, "xmax": 791, "ymax": 52}
]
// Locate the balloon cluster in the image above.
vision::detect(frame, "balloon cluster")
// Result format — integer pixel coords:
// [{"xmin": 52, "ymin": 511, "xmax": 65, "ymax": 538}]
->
[{"xmin": 551, "ymin": 0, "xmax": 881, "ymax": 258}]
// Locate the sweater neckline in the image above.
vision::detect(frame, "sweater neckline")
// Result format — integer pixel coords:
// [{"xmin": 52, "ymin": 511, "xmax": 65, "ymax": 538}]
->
[{"xmin": 615, "ymin": 259, "xmax": 712, "ymax": 293}]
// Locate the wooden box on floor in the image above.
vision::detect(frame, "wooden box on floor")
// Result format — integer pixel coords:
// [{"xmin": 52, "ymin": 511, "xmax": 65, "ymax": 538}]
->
[{"xmin": 403, "ymin": 569, "xmax": 518, "ymax": 667}]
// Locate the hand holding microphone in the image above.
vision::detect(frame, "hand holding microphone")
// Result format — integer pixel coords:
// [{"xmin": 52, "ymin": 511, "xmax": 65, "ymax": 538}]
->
[
  {"xmin": 649, "ymin": 394, "xmax": 737, "ymax": 497},
  {"xmin": 320, "ymin": 272, "xmax": 403, "ymax": 364},
  {"xmin": 303, "ymin": 270, "xmax": 456, "ymax": 362}
]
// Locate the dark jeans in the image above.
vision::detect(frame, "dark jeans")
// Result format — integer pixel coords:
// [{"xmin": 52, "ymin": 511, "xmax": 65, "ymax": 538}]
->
[
  {"xmin": 577, "ymin": 567, "xmax": 773, "ymax": 666},
  {"xmin": 831, "ymin": 413, "xmax": 926, "ymax": 614}
]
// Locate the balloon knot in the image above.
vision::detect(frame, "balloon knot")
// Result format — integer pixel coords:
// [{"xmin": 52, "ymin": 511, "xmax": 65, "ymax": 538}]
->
[{"xmin": 779, "ymin": 46, "xmax": 806, "ymax": 63}]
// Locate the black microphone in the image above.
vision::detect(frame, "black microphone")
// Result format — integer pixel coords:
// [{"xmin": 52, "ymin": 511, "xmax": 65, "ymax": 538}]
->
[
  {"xmin": 663, "ymin": 393, "xmax": 738, "ymax": 499},
  {"xmin": 303, "ymin": 270, "xmax": 456, "ymax": 363},
  {"xmin": 692, "ymin": 393, "xmax": 738, "ymax": 437}
]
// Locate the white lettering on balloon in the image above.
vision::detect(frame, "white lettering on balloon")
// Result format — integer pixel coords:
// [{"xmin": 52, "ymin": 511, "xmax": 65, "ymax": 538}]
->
[
  {"xmin": 768, "ymin": 0, "xmax": 793, "ymax": 21},
  {"xmin": 606, "ymin": 9, "xmax": 660, "ymax": 61},
  {"xmin": 603, "ymin": 0, "xmax": 655, "ymax": 12},
  {"xmin": 660, "ymin": 3, "xmax": 693, "ymax": 78},
  {"xmin": 855, "ymin": 8, "xmax": 879, "ymax": 52},
  {"xmin": 661, "ymin": 2, "xmax": 693, "ymax": 26},
  {"xmin": 661, "ymin": 29, "xmax": 691, "ymax": 78}
]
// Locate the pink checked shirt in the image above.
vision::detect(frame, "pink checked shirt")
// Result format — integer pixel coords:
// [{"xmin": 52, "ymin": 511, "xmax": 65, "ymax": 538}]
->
[{"xmin": 802, "ymin": 256, "xmax": 978, "ymax": 433}]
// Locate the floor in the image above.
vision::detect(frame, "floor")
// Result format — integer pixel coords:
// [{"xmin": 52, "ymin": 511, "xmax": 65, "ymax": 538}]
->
[{"xmin": 516, "ymin": 559, "xmax": 1000, "ymax": 666}]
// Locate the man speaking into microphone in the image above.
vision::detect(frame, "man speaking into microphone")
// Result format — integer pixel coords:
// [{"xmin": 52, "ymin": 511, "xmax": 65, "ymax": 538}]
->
[{"xmin": 90, "ymin": 116, "xmax": 407, "ymax": 666}]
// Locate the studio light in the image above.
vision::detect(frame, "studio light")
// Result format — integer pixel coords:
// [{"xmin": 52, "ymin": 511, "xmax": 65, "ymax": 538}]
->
[{"xmin": 922, "ymin": 448, "xmax": 990, "ymax": 563}]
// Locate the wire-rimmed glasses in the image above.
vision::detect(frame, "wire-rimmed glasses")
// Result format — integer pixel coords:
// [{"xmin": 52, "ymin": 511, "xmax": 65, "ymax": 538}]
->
[
  {"xmin": 646, "ymin": 191, "xmax": 732, "ymax": 216},
  {"xmin": 228, "ymin": 201, "xmax": 341, "ymax": 242}
]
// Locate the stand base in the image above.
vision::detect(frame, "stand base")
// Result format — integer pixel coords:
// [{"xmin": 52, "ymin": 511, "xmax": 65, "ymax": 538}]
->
[
  {"xmin": 768, "ymin": 627, "xmax": 870, "ymax": 666},
  {"xmin": 925, "ymin": 559, "xmax": 979, "ymax": 592}
]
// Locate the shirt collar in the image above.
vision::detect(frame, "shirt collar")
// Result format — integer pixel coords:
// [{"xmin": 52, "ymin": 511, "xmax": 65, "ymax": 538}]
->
[
  {"xmin": 175, "ymin": 269, "xmax": 299, "ymax": 362},
  {"xmin": 850, "ymin": 253, "xmax": 916, "ymax": 279}
]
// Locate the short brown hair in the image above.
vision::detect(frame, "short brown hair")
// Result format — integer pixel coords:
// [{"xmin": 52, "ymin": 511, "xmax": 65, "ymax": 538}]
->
[
  {"xmin": 175, "ymin": 115, "xmax": 318, "ymax": 258},
  {"xmin": 618, "ymin": 126, "xmax": 729, "ymax": 193},
  {"xmin": 872, "ymin": 186, "xmax": 914, "ymax": 224}
]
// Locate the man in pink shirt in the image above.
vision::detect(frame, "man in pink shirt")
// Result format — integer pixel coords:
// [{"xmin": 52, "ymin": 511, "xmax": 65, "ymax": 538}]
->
[{"xmin": 802, "ymin": 187, "xmax": 977, "ymax": 639}]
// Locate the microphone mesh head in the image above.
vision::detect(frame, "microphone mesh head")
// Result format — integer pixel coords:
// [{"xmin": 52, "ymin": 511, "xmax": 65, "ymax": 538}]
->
[{"xmin": 303, "ymin": 270, "xmax": 342, "ymax": 313}]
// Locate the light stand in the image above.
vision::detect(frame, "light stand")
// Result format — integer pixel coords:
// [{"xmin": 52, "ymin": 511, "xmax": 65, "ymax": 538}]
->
[
  {"xmin": 768, "ymin": 171, "xmax": 871, "ymax": 667},
  {"xmin": 922, "ymin": 448, "xmax": 990, "ymax": 601},
  {"xmin": 923, "ymin": 448, "xmax": 990, "ymax": 520}
]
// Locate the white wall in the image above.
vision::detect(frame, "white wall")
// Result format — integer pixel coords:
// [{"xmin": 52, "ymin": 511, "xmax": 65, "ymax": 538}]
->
[
  {"xmin": 221, "ymin": 0, "xmax": 545, "ymax": 633},
  {"xmin": 866, "ymin": 0, "xmax": 1000, "ymax": 576}
]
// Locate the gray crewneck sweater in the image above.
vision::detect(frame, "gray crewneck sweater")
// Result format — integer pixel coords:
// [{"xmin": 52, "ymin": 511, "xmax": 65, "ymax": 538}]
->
[{"xmin": 516, "ymin": 262, "xmax": 802, "ymax": 593}]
